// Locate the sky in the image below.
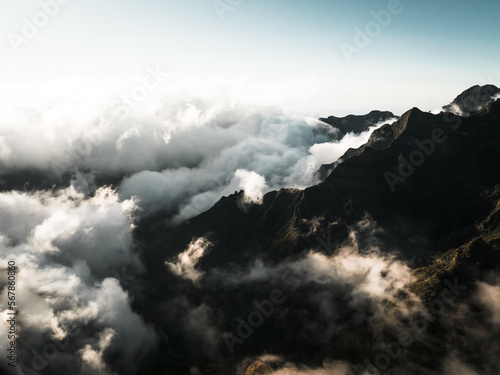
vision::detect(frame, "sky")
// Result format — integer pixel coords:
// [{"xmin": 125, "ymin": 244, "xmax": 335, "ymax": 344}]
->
[
  {"xmin": 1, "ymin": 3, "xmax": 500, "ymax": 373},
  {"xmin": 1, "ymin": 0, "xmax": 499, "ymax": 115}
]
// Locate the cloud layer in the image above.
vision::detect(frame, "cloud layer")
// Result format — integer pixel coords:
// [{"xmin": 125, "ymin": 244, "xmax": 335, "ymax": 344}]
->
[
  {"xmin": 0, "ymin": 77, "xmax": 390, "ymax": 223},
  {"xmin": 0, "ymin": 187, "xmax": 156, "ymax": 374}
]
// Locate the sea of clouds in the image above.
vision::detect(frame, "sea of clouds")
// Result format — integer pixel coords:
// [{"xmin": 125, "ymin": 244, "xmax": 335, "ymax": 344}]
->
[
  {"xmin": 0, "ymin": 75, "xmax": 393, "ymax": 374},
  {"xmin": 0, "ymin": 75, "xmax": 394, "ymax": 222},
  {"xmin": 1, "ymin": 76, "xmax": 498, "ymax": 375}
]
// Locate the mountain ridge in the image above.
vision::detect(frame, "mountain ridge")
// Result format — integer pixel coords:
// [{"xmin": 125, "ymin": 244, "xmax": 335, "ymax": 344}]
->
[
  {"xmin": 129, "ymin": 87, "xmax": 500, "ymax": 374},
  {"xmin": 319, "ymin": 110, "xmax": 397, "ymax": 136},
  {"xmin": 140, "ymin": 96, "xmax": 500, "ymax": 269}
]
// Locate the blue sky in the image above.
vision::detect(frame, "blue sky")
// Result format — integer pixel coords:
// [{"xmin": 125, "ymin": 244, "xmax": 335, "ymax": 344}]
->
[{"xmin": 1, "ymin": 0, "xmax": 499, "ymax": 114}]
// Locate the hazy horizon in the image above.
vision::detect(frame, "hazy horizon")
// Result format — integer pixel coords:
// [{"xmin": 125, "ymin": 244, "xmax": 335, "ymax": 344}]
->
[{"xmin": 1, "ymin": 0, "xmax": 499, "ymax": 115}]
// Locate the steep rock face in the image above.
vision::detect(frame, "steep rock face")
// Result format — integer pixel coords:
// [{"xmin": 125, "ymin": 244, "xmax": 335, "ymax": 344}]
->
[
  {"xmin": 300, "ymin": 100, "xmax": 500, "ymax": 253},
  {"xmin": 141, "ymin": 99, "xmax": 500, "ymax": 271},
  {"xmin": 442, "ymin": 84, "xmax": 500, "ymax": 116},
  {"xmin": 319, "ymin": 107, "xmax": 426, "ymax": 173},
  {"xmin": 133, "ymin": 97, "xmax": 500, "ymax": 375},
  {"xmin": 318, "ymin": 85, "xmax": 500, "ymax": 182},
  {"xmin": 314, "ymin": 111, "xmax": 399, "ymax": 182},
  {"xmin": 410, "ymin": 185, "xmax": 500, "ymax": 302}
]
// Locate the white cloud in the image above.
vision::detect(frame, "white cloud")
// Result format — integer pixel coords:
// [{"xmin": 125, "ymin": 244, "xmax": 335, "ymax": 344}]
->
[
  {"xmin": 476, "ymin": 279, "xmax": 500, "ymax": 326},
  {"xmin": 79, "ymin": 329, "xmax": 116, "ymax": 375},
  {"xmin": 0, "ymin": 77, "xmax": 385, "ymax": 223},
  {"xmin": 166, "ymin": 237, "xmax": 212, "ymax": 282},
  {"xmin": 235, "ymin": 169, "xmax": 267, "ymax": 204},
  {"xmin": 0, "ymin": 186, "xmax": 156, "ymax": 373}
]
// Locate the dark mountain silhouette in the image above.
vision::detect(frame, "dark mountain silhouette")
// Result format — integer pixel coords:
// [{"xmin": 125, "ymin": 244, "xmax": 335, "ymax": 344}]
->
[
  {"xmin": 142, "ymin": 99, "xmax": 500, "ymax": 267},
  {"xmin": 132, "ymin": 89, "xmax": 500, "ymax": 374},
  {"xmin": 319, "ymin": 110, "xmax": 397, "ymax": 137},
  {"xmin": 316, "ymin": 111, "xmax": 400, "ymax": 180}
]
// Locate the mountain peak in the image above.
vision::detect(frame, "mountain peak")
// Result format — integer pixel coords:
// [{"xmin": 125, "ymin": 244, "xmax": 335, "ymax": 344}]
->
[
  {"xmin": 363, "ymin": 106, "xmax": 425, "ymax": 150},
  {"xmin": 443, "ymin": 84, "xmax": 500, "ymax": 116}
]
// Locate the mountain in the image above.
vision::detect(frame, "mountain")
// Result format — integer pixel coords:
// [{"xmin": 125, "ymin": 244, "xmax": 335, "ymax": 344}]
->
[
  {"xmin": 139, "ymin": 99, "xmax": 500, "ymax": 269},
  {"xmin": 315, "ymin": 110, "xmax": 398, "ymax": 180},
  {"xmin": 442, "ymin": 84, "xmax": 500, "ymax": 116},
  {"xmin": 319, "ymin": 110, "xmax": 397, "ymax": 137},
  {"xmin": 131, "ymin": 92, "xmax": 500, "ymax": 373},
  {"xmin": 316, "ymin": 112, "xmax": 403, "ymax": 180}
]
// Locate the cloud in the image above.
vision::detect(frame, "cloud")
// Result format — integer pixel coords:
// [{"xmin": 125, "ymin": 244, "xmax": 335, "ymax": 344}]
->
[
  {"xmin": 0, "ymin": 186, "xmax": 157, "ymax": 374},
  {"xmin": 166, "ymin": 237, "xmax": 212, "ymax": 282},
  {"xmin": 115, "ymin": 111, "xmax": 340, "ymax": 221},
  {"xmin": 445, "ymin": 103, "xmax": 465, "ymax": 116},
  {"xmin": 79, "ymin": 329, "xmax": 116, "ymax": 375},
  {"xmin": 3, "ymin": 77, "xmax": 499, "ymax": 374},
  {"xmin": 199, "ymin": 218, "xmax": 424, "ymax": 364},
  {"xmin": 0, "ymin": 76, "xmax": 402, "ymax": 374},
  {"xmin": 235, "ymin": 169, "xmax": 268, "ymax": 204},
  {"xmin": 146, "ymin": 218, "xmax": 431, "ymax": 371},
  {"xmin": 285, "ymin": 117, "xmax": 397, "ymax": 184},
  {"xmin": 442, "ymin": 353, "xmax": 480, "ymax": 375},
  {"xmin": 271, "ymin": 361, "xmax": 355, "ymax": 375},
  {"xmin": 476, "ymin": 278, "xmax": 500, "ymax": 326},
  {"xmin": 0, "ymin": 77, "xmax": 385, "ymax": 223},
  {"xmin": 158, "ymin": 296, "xmax": 222, "ymax": 362},
  {"xmin": 187, "ymin": 217, "xmax": 496, "ymax": 374}
]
